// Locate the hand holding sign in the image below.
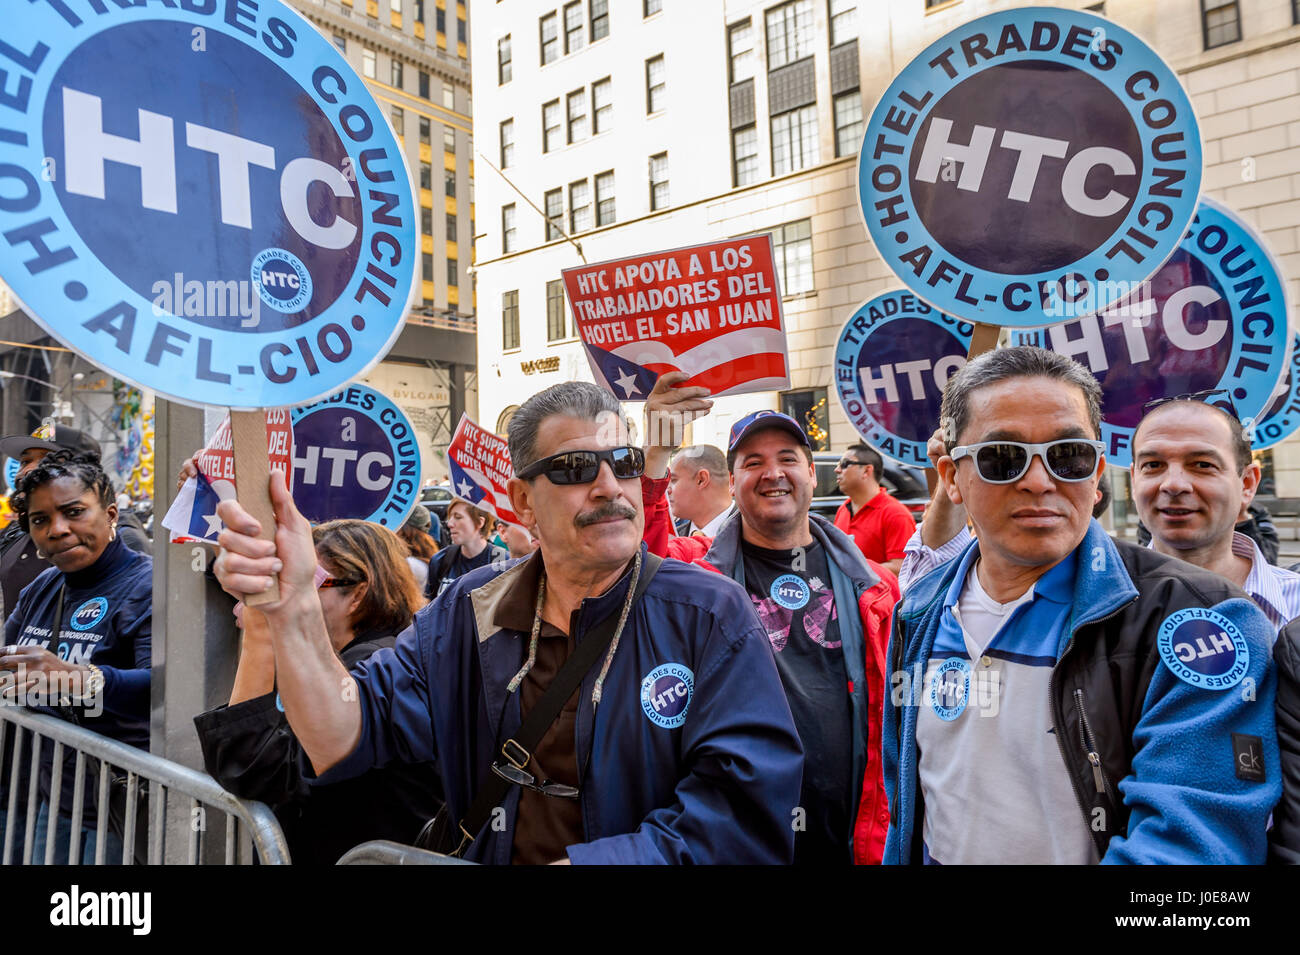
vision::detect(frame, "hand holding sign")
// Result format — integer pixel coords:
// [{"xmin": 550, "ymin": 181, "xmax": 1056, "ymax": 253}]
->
[{"xmin": 214, "ymin": 471, "xmax": 314, "ymax": 612}]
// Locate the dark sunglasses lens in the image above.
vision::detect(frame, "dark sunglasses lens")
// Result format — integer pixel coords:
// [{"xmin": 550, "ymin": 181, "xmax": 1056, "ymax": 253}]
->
[
  {"xmin": 610, "ymin": 447, "xmax": 644, "ymax": 478},
  {"xmin": 548, "ymin": 452, "xmax": 600, "ymax": 485},
  {"xmin": 1045, "ymin": 442, "xmax": 1098, "ymax": 480},
  {"xmin": 975, "ymin": 444, "xmax": 1029, "ymax": 482}
]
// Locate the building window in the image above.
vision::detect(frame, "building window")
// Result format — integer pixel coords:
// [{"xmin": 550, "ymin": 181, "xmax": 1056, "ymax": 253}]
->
[
  {"xmin": 644, "ymin": 0, "xmax": 662, "ymax": 14},
  {"xmin": 728, "ymin": 19, "xmax": 755, "ymax": 84},
  {"xmin": 391, "ymin": 58, "xmax": 404, "ymax": 88},
  {"xmin": 1202, "ymin": 1, "xmax": 1241, "ymax": 48},
  {"xmin": 732, "ymin": 125, "xmax": 759, "ymax": 186},
  {"xmin": 503, "ymin": 290, "xmax": 520, "ymax": 351},
  {"xmin": 362, "ymin": 49, "xmax": 376, "ymax": 79},
  {"xmin": 446, "ymin": 212, "xmax": 457, "ymax": 242},
  {"xmin": 540, "ymin": 12, "xmax": 559, "ymax": 65},
  {"xmin": 544, "ymin": 188, "xmax": 564, "ymax": 240},
  {"xmin": 771, "ymin": 105, "xmax": 819, "ymax": 176},
  {"xmin": 436, "ymin": 7, "xmax": 446, "ymax": 32},
  {"xmin": 499, "ymin": 119, "xmax": 515, "ymax": 168},
  {"xmin": 770, "ymin": 219, "xmax": 813, "ymax": 295},
  {"xmin": 564, "ymin": 1, "xmax": 585, "ymax": 53},
  {"xmin": 595, "ymin": 170, "xmax": 615, "ymax": 226},
  {"xmin": 828, "ymin": 0, "xmax": 856, "ymax": 45},
  {"xmin": 419, "ymin": 161, "xmax": 431, "ymax": 190},
  {"xmin": 419, "ymin": 116, "xmax": 430, "ymax": 144},
  {"xmin": 447, "ymin": 258, "xmax": 458, "ymax": 287},
  {"xmin": 443, "ymin": 126, "xmax": 456, "ymax": 153},
  {"xmin": 592, "ymin": 77, "xmax": 613, "ymax": 133},
  {"xmin": 458, "ymin": 17, "xmax": 466, "ymax": 43},
  {"xmin": 421, "ymin": 207, "xmax": 433, "ymax": 236},
  {"xmin": 419, "ymin": 70, "xmax": 430, "ymax": 99},
  {"xmin": 649, "ymin": 152, "xmax": 669, "ymax": 210},
  {"xmin": 422, "ymin": 252, "xmax": 433, "ymax": 282},
  {"xmin": 569, "ymin": 179, "xmax": 591, "ymax": 233},
  {"xmin": 390, "ymin": 106, "xmax": 404, "ymax": 137},
  {"xmin": 415, "ymin": 0, "xmax": 425, "ymax": 21},
  {"xmin": 444, "ymin": 169, "xmax": 456, "ymax": 197},
  {"xmin": 547, "ymin": 279, "xmax": 571, "ymax": 341},
  {"xmin": 332, "ymin": 34, "xmax": 346, "ymax": 53},
  {"xmin": 590, "ymin": 0, "xmax": 609, "ymax": 41},
  {"xmin": 833, "ymin": 90, "xmax": 863, "ymax": 157},
  {"xmin": 1294, "ymin": 0, "xmax": 1299, "ymax": 25},
  {"xmin": 502, "ymin": 204, "xmax": 516, "ymax": 253},
  {"xmin": 780, "ymin": 387, "xmax": 830, "ymax": 451},
  {"xmin": 766, "ymin": 0, "xmax": 814, "ymax": 70},
  {"xmin": 498, "ymin": 35, "xmax": 512, "ymax": 84},
  {"xmin": 567, "ymin": 89, "xmax": 588, "ymax": 143},
  {"xmin": 542, "ymin": 99, "xmax": 562, "ymax": 152},
  {"xmin": 645, "ymin": 55, "xmax": 666, "ymax": 114}
]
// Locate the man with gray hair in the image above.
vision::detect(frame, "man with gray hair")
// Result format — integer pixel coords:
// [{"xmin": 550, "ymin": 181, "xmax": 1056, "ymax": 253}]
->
[
  {"xmin": 212, "ymin": 380, "xmax": 803, "ymax": 864},
  {"xmin": 884, "ymin": 346, "xmax": 1278, "ymax": 864},
  {"xmin": 667, "ymin": 444, "xmax": 734, "ymax": 538}
]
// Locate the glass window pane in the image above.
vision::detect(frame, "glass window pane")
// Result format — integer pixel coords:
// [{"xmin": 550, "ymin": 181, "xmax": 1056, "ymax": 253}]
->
[
  {"xmin": 567, "ymin": 89, "xmax": 588, "ymax": 143},
  {"xmin": 834, "ymin": 90, "xmax": 863, "ymax": 158},
  {"xmin": 564, "ymin": 2, "xmax": 584, "ymax": 53},
  {"xmin": 569, "ymin": 179, "xmax": 591, "ymax": 233},
  {"xmin": 592, "ymin": 77, "xmax": 613, "ymax": 133},
  {"xmin": 590, "ymin": 0, "xmax": 609, "ymax": 41},
  {"xmin": 728, "ymin": 20, "xmax": 754, "ymax": 83},
  {"xmin": 545, "ymin": 189, "xmax": 564, "ymax": 240},
  {"xmin": 541, "ymin": 13, "xmax": 559, "ymax": 64},
  {"xmin": 733, "ymin": 125, "xmax": 758, "ymax": 186}
]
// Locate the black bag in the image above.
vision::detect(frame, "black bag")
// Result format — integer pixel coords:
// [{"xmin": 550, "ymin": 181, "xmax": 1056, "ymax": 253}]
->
[{"xmin": 415, "ymin": 554, "xmax": 661, "ymax": 858}]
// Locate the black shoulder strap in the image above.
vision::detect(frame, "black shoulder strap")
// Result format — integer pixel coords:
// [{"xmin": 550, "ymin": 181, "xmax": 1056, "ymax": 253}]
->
[{"xmin": 454, "ymin": 552, "xmax": 662, "ymax": 855}]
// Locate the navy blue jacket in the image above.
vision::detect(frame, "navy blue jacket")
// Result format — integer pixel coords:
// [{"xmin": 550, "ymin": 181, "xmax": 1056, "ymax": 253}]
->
[
  {"xmin": 317, "ymin": 544, "xmax": 804, "ymax": 864},
  {"xmin": 3, "ymin": 536, "xmax": 152, "ymax": 749}
]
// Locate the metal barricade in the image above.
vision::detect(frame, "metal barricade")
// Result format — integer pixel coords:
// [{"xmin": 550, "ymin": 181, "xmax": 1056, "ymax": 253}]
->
[
  {"xmin": 0, "ymin": 707, "xmax": 290, "ymax": 865},
  {"xmin": 336, "ymin": 840, "xmax": 476, "ymax": 865}
]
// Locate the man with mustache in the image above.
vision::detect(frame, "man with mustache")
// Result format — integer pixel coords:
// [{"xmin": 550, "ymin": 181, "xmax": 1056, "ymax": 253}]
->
[
  {"xmin": 641, "ymin": 373, "xmax": 899, "ymax": 865},
  {"xmin": 212, "ymin": 380, "xmax": 802, "ymax": 864}
]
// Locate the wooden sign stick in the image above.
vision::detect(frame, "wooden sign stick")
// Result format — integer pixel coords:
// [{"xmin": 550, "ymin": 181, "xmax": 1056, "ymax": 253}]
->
[
  {"xmin": 925, "ymin": 321, "xmax": 1002, "ymax": 494},
  {"xmin": 230, "ymin": 409, "xmax": 280, "ymax": 606}
]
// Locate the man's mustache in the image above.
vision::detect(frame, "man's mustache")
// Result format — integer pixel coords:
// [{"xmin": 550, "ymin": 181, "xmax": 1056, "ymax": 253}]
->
[{"xmin": 575, "ymin": 501, "xmax": 638, "ymax": 527}]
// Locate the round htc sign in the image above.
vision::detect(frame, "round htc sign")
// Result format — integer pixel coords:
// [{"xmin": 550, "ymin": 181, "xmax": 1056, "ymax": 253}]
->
[
  {"xmin": 859, "ymin": 7, "xmax": 1201, "ymax": 327},
  {"xmin": 0, "ymin": 2, "xmax": 416, "ymax": 408}
]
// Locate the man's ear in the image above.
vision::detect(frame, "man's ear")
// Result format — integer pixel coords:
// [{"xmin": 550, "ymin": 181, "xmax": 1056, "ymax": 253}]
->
[
  {"xmin": 507, "ymin": 477, "xmax": 536, "ymax": 531},
  {"xmin": 936, "ymin": 455, "xmax": 963, "ymax": 505},
  {"xmin": 1242, "ymin": 460, "xmax": 1262, "ymax": 508},
  {"xmin": 696, "ymin": 468, "xmax": 709, "ymax": 489}
]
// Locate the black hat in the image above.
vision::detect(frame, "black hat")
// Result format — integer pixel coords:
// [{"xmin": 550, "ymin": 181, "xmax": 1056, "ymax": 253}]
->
[{"xmin": 0, "ymin": 424, "xmax": 102, "ymax": 461}]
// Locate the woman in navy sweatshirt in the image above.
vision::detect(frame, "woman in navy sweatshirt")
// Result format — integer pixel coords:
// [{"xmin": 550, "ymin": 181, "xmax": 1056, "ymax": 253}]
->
[{"xmin": 0, "ymin": 449, "xmax": 152, "ymax": 864}]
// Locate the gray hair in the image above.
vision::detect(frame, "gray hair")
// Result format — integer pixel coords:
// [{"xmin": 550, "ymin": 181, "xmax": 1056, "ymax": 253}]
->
[
  {"xmin": 672, "ymin": 444, "xmax": 727, "ymax": 480},
  {"xmin": 507, "ymin": 381, "xmax": 623, "ymax": 474},
  {"xmin": 940, "ymin": 346, "xmax": 1102, "ymax": 447}
]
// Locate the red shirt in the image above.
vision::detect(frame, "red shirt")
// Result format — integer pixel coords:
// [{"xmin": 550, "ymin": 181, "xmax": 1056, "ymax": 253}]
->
[{"xmin": 833, "ymin": 489, "xmax": 914, "ymax": 565}]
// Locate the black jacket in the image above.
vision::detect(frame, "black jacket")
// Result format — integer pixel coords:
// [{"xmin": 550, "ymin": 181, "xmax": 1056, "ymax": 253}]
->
[
  {"xmin": 424, "ymin": 542, "xmax": 509, "ymax": 600},
  {"xmin": 194, "ymin": 628, "xmax": 444, "ymax": 865},
  {"xmin": 1271, "ymin": 618, "xmax": 1300, "ymax": 863}
]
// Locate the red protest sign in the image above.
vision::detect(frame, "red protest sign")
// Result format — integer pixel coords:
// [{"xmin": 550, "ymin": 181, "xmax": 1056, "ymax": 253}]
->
[
  {"xmin": 197, "ymin": 408, "xmax": 294, "ymax": 487},
  {"xmin": 562, "ymin": 236, "xmax": 790, "ymax": 399},
  {"xmin": 446, "ymin": 414, "xmax": 523, "ymax": 527}
]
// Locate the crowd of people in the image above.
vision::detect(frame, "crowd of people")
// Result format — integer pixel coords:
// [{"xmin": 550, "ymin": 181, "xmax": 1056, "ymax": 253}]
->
[{"xmin": 4, "ymin": 344, "xmax": 1300, "ymax": 864}]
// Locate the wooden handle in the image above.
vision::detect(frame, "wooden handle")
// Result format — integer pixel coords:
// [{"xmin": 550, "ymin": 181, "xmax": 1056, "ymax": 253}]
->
[
  {"xmin": 967, "ymin": 321, "xmax": 1000, "ymax": 359},
  {"xmin": 230, "ymin": 409, "xmax": 280, "ymax": 606}
]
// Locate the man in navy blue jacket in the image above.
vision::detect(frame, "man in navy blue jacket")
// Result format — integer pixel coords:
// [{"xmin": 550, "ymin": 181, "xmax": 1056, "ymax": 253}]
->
[{"xmin": 215, "ymin": 381, "xmax": 803, "ymax": 864}]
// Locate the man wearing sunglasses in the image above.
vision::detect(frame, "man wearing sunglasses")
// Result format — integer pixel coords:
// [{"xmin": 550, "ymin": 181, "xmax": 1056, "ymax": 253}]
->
[
  {"xmin": 833, "ymin": 443, "xmax": 914, "ymax": 576},
  {"xmin": 212, "ymin": 380, "xmax": 803, "ymax": 865},
  {"xmin": 640, "ymin": 374, "xmax": 900, "ymax": 865},
  {"xmin": 883, "ymin": 346, "xmax": 1278, "ymax": 865},
  {"xmin": 1130, "ymin": 395, "xmax": 1300, "ymax": 632}
]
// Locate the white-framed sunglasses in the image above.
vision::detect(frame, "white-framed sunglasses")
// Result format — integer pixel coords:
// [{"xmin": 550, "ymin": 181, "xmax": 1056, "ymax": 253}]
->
[{"xmin": 949, "ymin": 439, "xmax": 1105, "ymax": 484}]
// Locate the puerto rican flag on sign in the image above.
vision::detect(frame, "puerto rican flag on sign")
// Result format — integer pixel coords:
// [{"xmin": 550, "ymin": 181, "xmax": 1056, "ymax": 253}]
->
[
  {"xmin": 447, "ymin": 414, "xmax": 523, "ymax": 527},
  {"xmin": 161, "ymin": 409, "xmax": 294, "ymax": 544},
  {"xmin": 562, "ymin": 236, "xmax": 790, "ymax": 399}
]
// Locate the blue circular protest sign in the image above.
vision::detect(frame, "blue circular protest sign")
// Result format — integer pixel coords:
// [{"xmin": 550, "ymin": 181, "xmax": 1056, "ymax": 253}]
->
[
  {"xmin": 859, "ymin": 7, "xmax": 1201, "ymax": 327},
  {"xmin": 834, "ymin": 290, "xmax": 972, "ymax": 466},
  {"xmin": 1252, "ymin": 334, "xmax": 1300, "ymax": 451},
  {"xmin": 290, "ymin": 384, "xmax": 421, "ymax": 527},
  {"xmin": 1012, "ymin": 198, "xmax": 1290, "ymax": 468},
  {"xmin": 0, "ymin": 3, "xmax": 416, "ymax": 409}
]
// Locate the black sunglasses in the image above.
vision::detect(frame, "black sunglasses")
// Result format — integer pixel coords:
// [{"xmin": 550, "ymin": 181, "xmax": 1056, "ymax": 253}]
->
[
  {"xmin": 490, "ymin": 760, "xmax": 580, "ymax": 800},
  {"xmin": 837, "ymin": 459, "xmax": 869, "ymax": 469},
  {"xmin": 1142, "ymin": 388, "xmax": 1240, "ymax": 422},
  {"xmin": 516, "ymin": 446, "xmax": 645, "ymax": 485}
]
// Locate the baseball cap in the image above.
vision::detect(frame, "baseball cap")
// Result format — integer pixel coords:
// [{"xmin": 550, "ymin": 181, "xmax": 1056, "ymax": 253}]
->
[
  {"xmin": 0, "ymin": 423, "xmax": 102, "ymax": 461},
  {"xmin": 727, "ymin": 410, "xmax": 811, "ymax": 454}
]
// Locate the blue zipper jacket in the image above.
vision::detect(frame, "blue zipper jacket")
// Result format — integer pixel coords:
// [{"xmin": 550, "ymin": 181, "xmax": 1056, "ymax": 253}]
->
[
  {"xmin": 316, "ymin": 543, "xmax": 804, "ymax": 864},
  {"xmin": 883, "ymin": 521, "xmax": 1280, "ymax": 864}
]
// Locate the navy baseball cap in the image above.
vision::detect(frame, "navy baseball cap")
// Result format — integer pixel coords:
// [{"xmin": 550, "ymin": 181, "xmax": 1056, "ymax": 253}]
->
[
  {"xmin": 727, "ymin": 410, "xmax": 811, "ymax": 453},
  {"xmin": 0, "ymin": 424, "xmax": 101, "ymax": 461}
]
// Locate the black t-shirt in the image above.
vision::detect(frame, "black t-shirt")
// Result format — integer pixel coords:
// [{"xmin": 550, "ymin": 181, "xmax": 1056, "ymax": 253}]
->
[
  {"xmin": 742, "ymin": 537, "xmax": 853, "ymax": 865},
  {"xmin": 426, "ymin": 543, "xmax": 503, "ymax": 599}
]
